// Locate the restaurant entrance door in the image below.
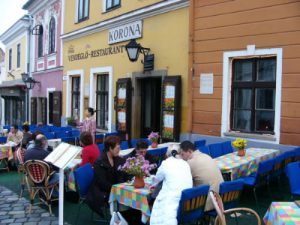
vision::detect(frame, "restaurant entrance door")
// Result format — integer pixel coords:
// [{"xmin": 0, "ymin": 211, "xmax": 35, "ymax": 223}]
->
[{"xmin": 140, "ymin": 77, "xmax": 162, "ymax": 138}]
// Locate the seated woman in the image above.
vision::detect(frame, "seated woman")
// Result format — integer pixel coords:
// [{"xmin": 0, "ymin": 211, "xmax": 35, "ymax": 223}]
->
[
  {"xmin": 150, "ymin": 144, "xmax": 193, "ymax": 225},
  {"xmin": 79, "ymin": 131, "xmax": 100, "ymax": 167},
  {"xmin": 21, "ymin": 124, "xmax": 32, "ymax": 148},
  {"xmin": 86, "ymin": 135, "xmax": 128, "ymax": 217}
]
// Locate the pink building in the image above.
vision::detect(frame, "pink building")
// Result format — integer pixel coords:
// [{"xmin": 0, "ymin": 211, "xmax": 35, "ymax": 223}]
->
[{"xmin": 23, "ymin": 0, "xmax": 63, "ymax": 126}]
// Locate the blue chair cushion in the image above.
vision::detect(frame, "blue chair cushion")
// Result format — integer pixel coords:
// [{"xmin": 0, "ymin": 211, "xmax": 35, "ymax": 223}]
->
[{"xmin": 241, "ymin": 175, "xmax": 256, "ymax": 186}]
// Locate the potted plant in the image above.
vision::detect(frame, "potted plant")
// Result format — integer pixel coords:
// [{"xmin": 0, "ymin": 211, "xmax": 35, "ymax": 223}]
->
[
  {"xmin": 118, "ymin": 155, "xmax": 156, "ymax": 188},
  {"xmin": 148, "ymin": 131, "xmax": 160, "ymax": 148},
  {"xmin": 66, "ymin": 117, "xmax": 77, "ymax": 127},
  {"xmin": 232, "ymin": 138, "xmax": 247, "ymax": 156}
]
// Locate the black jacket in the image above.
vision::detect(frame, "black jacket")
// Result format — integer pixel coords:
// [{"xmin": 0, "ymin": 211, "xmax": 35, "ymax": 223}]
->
[{"xmin": 86, "ymin": 152, "xmax": 128, "ymax": 216}]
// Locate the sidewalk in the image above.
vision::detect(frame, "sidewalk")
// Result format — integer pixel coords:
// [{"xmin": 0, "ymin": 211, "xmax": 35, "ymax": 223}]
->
[{"xmin": 0, "ymin": 185, "xmax": 64, "ymax": 225}]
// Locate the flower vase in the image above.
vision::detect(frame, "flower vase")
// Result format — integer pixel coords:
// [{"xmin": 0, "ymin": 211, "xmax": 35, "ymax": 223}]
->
[
  {"xmin": 151, "ymin": 142, "xmax": 158, "ymax": 148},
  {"xmin": 237, "ymin": 148, "xmax": 246, "ymax": 157},
  {"xmin": 133, "ymin": 176, "xmax": 145, "ymax": 188}
]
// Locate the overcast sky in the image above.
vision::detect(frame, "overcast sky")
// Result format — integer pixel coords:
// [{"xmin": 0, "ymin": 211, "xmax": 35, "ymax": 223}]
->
[{"xmin": 0, "ymin": 0, "xmax": 28, "ymax": 50}]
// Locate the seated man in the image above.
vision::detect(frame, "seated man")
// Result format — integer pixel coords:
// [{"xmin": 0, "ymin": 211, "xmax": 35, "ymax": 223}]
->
[
  {"xmin": 7, "ymin": 124, "xmax": 23, "ymax": 146},
  {"xmin": 179, "ymin": 140, "xmax": 224, "ymax": 211},
  {"xmin": 127, "ymin": 139, "xmax": 156, "ymax": 171},
  {"xmin": 24, "ymin": 134, "xmax": 58, "ymax": 184}
]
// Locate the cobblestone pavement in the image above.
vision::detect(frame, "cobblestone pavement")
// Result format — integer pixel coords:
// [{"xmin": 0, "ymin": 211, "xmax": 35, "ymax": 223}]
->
[{"xmin": 0, "ymin": 185, "xmax": 68, "ymax": 225}]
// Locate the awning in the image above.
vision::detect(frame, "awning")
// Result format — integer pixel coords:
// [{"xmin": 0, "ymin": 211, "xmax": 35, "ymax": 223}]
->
[{"xmin": 0, "ymin": 79, "xmax": 26, "ymax": 98}]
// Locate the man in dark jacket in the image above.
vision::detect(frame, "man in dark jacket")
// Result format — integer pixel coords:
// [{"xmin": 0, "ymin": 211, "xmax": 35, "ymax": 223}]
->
[{"xmin": 24, "ymin": 134, "xmax": 59, "ymax": 184}]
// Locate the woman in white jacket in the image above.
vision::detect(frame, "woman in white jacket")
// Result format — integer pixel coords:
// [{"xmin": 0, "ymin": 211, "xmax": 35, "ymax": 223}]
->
[{"xmin": 150, "ymin": 144, "xmax": 193, "ymax": 225}]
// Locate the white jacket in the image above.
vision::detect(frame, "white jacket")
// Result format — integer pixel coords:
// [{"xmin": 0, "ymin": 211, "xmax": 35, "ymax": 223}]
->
[{"xmin": 150, "ymin": 157, "xmax": 193, "ymax": 225}]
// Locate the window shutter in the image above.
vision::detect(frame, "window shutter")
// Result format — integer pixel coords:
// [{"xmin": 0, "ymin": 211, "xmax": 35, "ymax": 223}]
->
[
  {"xmin": 115, "ymin": 78, "xmax": 132, "ymax": 140},
  {"xmin": 161, "ymin": 76, "xmax": 181, "ymax": 142},
  {"xmin": 31, "ymin": 97, "xmax": 37, "ymax": 124},
  {"xmin": 52, "ymin": 91, "xmax": 62, "ymax": 126},
  {"xmin": 41, "ymin": 97, "xmax": 47, "ymax": 125}
]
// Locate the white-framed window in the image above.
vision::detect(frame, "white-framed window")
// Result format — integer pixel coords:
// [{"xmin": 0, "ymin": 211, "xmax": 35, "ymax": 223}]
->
[
  {"xmin": 17, "ymin": 44, "xmax": 21, "ymax": 68},
  {"xmin": 221, "ymin": 45, "xmax": 282, "ymax": 143},
  {"xmin": 90, "ymin": 67, "xmax": 113, "ymax": 132},
  {"xmin": 106, "ymin": 0, "xmax": 120, "ymax": 11},
  {"xmin": 38, "ymin": 29, "xmax": 43, "ymax": 58},
  {"xmin": 9, "ymin": 48, "xmax": 12, "ymax": 70},
  {"xmin": 78, "ymin": 0, "xmax": 89, "ymax": 22},
  {"xmin": 48, "ymin": 17, "xmax": 56, "ymax": 54},
  {"xmin": 96, "ymin": 74, "xmax": 109, "ymax": 130}
]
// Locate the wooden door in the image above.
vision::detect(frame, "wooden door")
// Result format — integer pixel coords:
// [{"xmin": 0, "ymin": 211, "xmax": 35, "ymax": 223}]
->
[
  {"xmin": 31, "ymin": 97, "xmax": 37, "ymax": 124},
  {"xmin": 52, "ymin": 91, "xmax": 62, "ymax": 126}
]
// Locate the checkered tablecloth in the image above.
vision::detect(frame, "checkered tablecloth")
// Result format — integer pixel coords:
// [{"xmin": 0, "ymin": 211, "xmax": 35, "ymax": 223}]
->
[
  {"xmin": 0, "ymin": 145, "xmax": 13, "ymax": 160},
  {"xmin": 264, "ymin": 202, "xmax": 300, "ymax": 225},
  {"xmin": 109, "ymin": 184, "xmax": 151, "ymax": 217},
  {"xmin": 64, "ymin": 158, "xmax": 81, "ymax": 191},
  {"xmin": 215, "ymin": 148, "xmax": 280, "ymax": 180}
]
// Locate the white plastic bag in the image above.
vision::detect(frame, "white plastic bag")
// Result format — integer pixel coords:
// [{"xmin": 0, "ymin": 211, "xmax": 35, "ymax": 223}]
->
[{"xmin": 110, "ymin": 211, "xmax": 128, "ymax": 225}]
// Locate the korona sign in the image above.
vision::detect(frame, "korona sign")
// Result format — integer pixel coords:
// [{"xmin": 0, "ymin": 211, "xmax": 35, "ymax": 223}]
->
[
  {"xmin": 68, "ymin": 45, "xmax": 125, "ymax": 62},
  {"xmin": 108, "ymin": 21, "xmax": 142, "ymax": 44}
]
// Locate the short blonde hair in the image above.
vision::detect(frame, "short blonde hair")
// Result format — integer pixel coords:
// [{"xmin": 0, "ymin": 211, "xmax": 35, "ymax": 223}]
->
[{"xmin": 166, "ymin": 144, "xmax": 180, "ymax": 158}]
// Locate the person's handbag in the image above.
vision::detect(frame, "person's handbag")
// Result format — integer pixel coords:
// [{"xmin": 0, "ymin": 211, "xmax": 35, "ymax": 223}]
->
[{"xmin": 110, "ymin": 211, "xmax": 128, "ymax": 225}]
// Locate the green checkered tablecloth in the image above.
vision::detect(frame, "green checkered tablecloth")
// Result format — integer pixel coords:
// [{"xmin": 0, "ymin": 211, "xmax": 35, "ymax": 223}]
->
[{"xmin": 215, "ymin": 148, "xmax": 280, "ymax": 180}]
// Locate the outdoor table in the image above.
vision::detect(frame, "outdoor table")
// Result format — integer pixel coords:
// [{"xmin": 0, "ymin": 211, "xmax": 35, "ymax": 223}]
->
[
  {"xmin": 215, "ymin": 148, "xmax": 280, "ymax": 180},
  {"xmin": 64, "ymin": 158, "xmax": 81, "ymax": 191},
  {"xmin": 0, "ymin": 145, "xmax": 13, "ymax": 171},
  {"xmin": 48, "ymin": 138, "xmax": 62, "ymax": 149},
  {"xmin": 109, "ymin": 183, "xmax": 152, "ymax": 223},
  {"xmin": 263, "ymin": 202, "xmax": 300, "ymax": 225}
]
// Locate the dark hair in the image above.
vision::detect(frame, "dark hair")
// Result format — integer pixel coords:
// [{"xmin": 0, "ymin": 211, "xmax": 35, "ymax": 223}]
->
[
  {"xmin": 171, "ymin": 150, "xmax": 178, "ymax": 157},
  {"xmin": 88, "ymin": 107, "xmax": 95, "ymax": 116},
  {"xmin": 180, "ymin": 141, "xmax": 196, "ymax": 152},
  {"xmin": 80, "ymin": 131, "xmax": 93, "ymax": 146},
  {"xmin": 136, "ymin": 140, "xmax": 148, "ymax": 150},
  {"xmin": 104, "ymin": 135, "xmax": 120, "ymax": 152},
  {"xmin": 12, "ymin": 124, "xmax": 18, "ymax": 130},
  {"xmin": 22, "ymin": 124, "xmax": 30, "ymax": 132}
]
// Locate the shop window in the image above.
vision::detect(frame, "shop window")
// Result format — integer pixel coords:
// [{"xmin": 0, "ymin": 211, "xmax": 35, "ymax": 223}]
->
[
  {"xmin": 17, "ymin": 44, "xmax": 21, "ymax": 68},
  {"xmin": 106, "ymin": 0, "xmax": 120, "ymax": 11},
  {"xmin": 96, "ymin": 74, "xmax": 108, "ymax": 129},
  {"xmin": 38, "ymin": 29, "xmax": 43, "ymax": 58},
  {"xmin": 9, "ymin": 48, "xmax": 12, "ymax": 70},
  {"xmin": 78, "ymin": 0, "xmax": 89, "ymax": 22},
  {"xmin": 231, "ymin": 57, "xmax": 276, "ymax": 134},
  {"xmin": 48, "ymin": 17, "xmax": 56, "ymax": 54},
  {"xmin": 71, "ymin": 77, "xmax": 81, "ymax": 120}
]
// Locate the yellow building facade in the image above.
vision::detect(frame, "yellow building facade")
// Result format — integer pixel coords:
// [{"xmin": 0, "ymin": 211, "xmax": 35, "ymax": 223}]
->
[
  {"xmin": 62, "ymin": 0, "xmax": 189, "ymax": 141},
  {"xmin": 0, "ymin": 15, "xmax": 31, "ymax": 125}
]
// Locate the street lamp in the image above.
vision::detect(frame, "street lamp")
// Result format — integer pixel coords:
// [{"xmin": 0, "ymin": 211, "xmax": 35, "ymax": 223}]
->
[
  {"xmin": 125, "ymin": 39, "xmax": 154, "ymax": 71},
  {"xmin": 21, "ymin": 73, "xmax": 40, "ymax": 89}
]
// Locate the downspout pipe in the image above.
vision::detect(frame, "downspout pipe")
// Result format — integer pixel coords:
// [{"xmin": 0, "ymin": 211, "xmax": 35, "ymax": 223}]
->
[{"xmin": 187, "ymin": 0, "xmax": 195, "ymax": 138}]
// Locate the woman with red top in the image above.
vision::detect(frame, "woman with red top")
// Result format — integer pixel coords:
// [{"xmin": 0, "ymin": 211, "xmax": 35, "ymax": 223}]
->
[{"xmin": 79, "ymin": 131, "xmax": 100, "ymax": 167}]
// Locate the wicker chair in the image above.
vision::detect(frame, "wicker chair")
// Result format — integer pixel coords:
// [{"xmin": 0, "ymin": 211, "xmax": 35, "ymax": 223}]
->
[
  {"xmin": 15, "ymin": 147, "xmax": 28, "ymax": 197},
  {"xmin": 24, "ymin": 160, "xmax": 59, "ymax": 215},
  {"xmin": 209, "ymin": 190, "xmax": 261, "ymax": 225}
]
